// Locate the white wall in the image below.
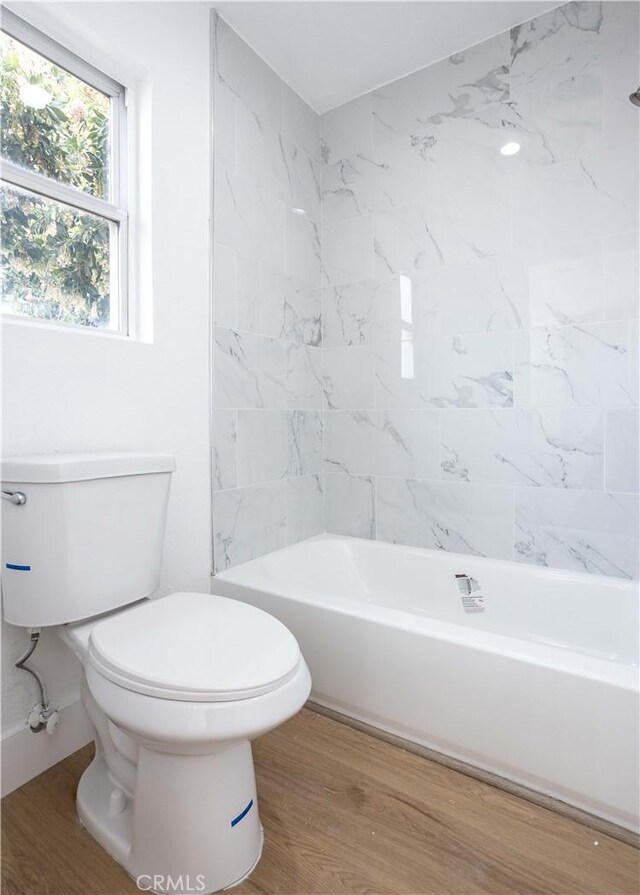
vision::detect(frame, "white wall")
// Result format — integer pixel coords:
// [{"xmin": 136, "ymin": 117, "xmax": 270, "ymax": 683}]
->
[{"xmin": 1, "ymin": 1, "xmax": 212, "ymax": 790}]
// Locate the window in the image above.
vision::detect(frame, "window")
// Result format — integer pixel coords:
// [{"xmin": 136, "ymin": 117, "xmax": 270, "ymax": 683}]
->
[{"xmin": 1, "ymin": 11, "xmax": 128, "ymax": 333}]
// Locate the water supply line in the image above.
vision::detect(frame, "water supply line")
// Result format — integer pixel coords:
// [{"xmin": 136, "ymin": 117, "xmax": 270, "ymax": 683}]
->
[{"xmin": 15, "ymin": 630, "xmax": 59, "ymax": 734}]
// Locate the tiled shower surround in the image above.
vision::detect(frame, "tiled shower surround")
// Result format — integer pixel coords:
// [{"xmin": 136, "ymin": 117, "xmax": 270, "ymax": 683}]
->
[
  {"xmin": 212, "ymin": 2, "xmax": 640, "ymax": 578},
  {"xmin": 212, "ymin": 16, "xmax": 324, "ymax": 570}
]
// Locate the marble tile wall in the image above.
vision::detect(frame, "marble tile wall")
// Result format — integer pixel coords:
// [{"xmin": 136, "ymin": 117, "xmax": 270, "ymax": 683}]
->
[
  {"xmin": 212, "ymin": 17, "xmax": 323, "ymax": 571},
  {"xmin": 319, "ymin": 1, "xmax": 640, "ymax": 578}
]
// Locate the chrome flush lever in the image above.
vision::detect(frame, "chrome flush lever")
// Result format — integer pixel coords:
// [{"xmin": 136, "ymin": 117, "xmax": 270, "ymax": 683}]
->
[{"xmin": 1, "ymin": 490, "xmax": 27, "ymax": 506}]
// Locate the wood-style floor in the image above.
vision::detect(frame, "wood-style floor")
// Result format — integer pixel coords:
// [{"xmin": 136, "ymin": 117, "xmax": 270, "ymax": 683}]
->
[{"xmin": 2, "ymin": 708, "xmax": 638, "ymax": 895}]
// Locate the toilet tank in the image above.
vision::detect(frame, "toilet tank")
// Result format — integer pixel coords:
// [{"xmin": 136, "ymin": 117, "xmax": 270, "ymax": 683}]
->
[{"xmin": 1, "ymin": 453, "xmax": 175, "ymax": 627}]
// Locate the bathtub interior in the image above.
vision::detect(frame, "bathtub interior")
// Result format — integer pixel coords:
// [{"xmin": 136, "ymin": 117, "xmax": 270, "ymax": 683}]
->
[{"xmin": 216, "ymin": 535, "xmax": 639, "ymax": 665}]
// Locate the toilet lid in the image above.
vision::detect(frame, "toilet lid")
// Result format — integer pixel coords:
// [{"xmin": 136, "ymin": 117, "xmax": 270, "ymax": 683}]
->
[{"xmin": 87, "ymin": 592, "xmax": 301, "ymax": 702}]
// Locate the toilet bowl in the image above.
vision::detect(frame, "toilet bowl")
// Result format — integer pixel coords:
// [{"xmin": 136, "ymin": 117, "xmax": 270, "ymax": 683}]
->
[
  {"xmin": 63, "ymin": 592, "xmax": 311, "ymax": 894},
  {"xmin": 1, "ymin": 453, "xmax": 311, "ymax": 894}
]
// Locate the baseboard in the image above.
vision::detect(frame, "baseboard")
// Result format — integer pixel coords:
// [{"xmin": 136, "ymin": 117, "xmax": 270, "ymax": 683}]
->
[{"xmin": 1, "ymin": 698, "xmax": 94, "ymax": 797}]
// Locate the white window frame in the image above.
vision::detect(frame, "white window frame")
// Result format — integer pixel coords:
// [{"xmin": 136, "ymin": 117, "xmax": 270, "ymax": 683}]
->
[{"xmin": 0, "ymin": 9, "xmax": 129, "ymax": 335}]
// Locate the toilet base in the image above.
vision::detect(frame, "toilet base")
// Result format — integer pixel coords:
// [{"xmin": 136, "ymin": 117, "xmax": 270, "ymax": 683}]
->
[
  {"xmin": 77, "ymin": 740, "xmax": 264, "ymax": 894},
  {"xmin": 222, "ymin": 834, "xmax": 264, "ymax": 891},
  {"xmin": 77, "ymin": 753, "xmax": 133, "ymax": 867},
  {"xmin": 127, "ymin": 828, "xmax": 264, "ymax": 895}
]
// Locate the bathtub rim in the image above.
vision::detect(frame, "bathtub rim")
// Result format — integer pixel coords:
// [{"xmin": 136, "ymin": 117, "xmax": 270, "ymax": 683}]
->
[
  {"xmin": 218, "ymin": 532, "xmax": 638, "ymax": 592},
  {"xmin": 213, "ymin": 535, "xmax": 639, "ymax": 690}
]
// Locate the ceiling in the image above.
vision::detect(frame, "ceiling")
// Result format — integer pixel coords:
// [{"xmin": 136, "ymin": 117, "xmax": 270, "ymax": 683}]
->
[{"xmin": 213, "ymin": 1, "xmax": 562, "ymax": 113}]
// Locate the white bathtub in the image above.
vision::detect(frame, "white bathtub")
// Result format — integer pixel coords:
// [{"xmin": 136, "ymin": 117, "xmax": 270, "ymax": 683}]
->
[{"xmin": 214, "ymin": 534, "xmax": 639, "ymax": 832}]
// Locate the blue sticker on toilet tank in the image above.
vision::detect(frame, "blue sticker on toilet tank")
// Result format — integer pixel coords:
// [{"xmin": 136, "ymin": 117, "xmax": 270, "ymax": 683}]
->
[
  {"xmin": 5, "ymin": 563, "xmax": 31, "ymax": 571},
  {"xmin": 230, "ymin": 799, "xmax": 253, "ymax": 827}
]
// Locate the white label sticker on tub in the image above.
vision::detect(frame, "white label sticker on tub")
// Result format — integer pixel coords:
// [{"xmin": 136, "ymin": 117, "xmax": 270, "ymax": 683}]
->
[
  {"xmin": 460, "ymin": 593, "xmax": 485, "ymax": 614},
  {"xmin": 455, "ymin": 574, "xmax": 485, "ymax": 613}
]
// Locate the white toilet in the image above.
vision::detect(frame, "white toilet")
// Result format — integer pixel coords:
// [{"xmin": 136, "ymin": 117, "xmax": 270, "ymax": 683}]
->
[{"xmin": 1, "ymin": 453, "xmax": 311, "ymax": 894}]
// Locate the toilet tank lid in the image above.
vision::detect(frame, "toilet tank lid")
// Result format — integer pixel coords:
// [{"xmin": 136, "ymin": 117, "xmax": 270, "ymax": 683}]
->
[{"xmin": 1, "ymin": 452, "xmax": 176, "ymax": 483}]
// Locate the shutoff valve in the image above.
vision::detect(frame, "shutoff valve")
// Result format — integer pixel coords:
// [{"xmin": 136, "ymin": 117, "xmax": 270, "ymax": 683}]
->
[{"xmin": 28, "ymin": 702, "xmax": 60, "ymax": 735}]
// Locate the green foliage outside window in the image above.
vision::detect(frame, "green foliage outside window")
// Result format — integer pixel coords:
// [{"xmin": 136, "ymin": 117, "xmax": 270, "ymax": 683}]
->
[{"xmin": 1, "ymin": 32, "xmax": 114, "ymax": 328}]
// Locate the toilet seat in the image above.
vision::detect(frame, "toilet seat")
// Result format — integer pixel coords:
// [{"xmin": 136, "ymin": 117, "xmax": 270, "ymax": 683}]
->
[{"xmin": 87, "ymin": 592, "xmax": 301, "ymax": 702}]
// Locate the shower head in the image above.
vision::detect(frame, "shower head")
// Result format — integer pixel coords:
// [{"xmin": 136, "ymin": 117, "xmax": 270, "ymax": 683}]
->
[{"xmin": 630, "ymin": 87, "xmax": 640, "ymax": 107}]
